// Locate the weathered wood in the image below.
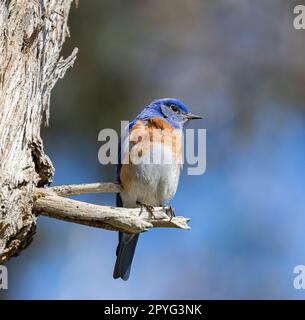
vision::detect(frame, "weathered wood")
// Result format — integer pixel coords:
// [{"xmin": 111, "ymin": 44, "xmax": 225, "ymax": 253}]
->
[
  {"xmin": 49, "ymin": 182, "xmax": 122, "ymax": 197},
  {"xmin": 0, "ymin": 0, "xmax": 77, "ymax": 262},
  {"xmin": 33, "ymin": 188, "xmax": 191, "ymax": 233}
]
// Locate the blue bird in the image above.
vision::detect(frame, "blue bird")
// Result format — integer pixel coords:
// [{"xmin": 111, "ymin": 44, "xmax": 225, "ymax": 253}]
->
[{"xmin": 113, "ymin": 98, "xmax": 203, "ymax": 280}]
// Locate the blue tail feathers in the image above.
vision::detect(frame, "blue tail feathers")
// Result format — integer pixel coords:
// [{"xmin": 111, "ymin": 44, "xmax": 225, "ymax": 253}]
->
[
  {"xmin": 113, "ymin": 232, "xmax": 139, "ymax": 280},
  {"xmin": 113, "ymin": 193, "xmax": 139, "ymax": 281}
]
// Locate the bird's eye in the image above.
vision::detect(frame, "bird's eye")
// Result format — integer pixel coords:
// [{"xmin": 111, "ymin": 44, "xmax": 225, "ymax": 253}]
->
[{"xmin": 170, "ymin": 105, "xmax": 179, "ymax": 113}]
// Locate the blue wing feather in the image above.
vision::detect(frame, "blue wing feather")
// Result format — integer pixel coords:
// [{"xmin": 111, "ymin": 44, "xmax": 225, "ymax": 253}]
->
[
  {"xmin": 114, "ymin": 119, "xmax": 140, "ymax": 281},
  {"xmin": 116, "ymin": 119, "xmax": 139, "ymax": 184}
]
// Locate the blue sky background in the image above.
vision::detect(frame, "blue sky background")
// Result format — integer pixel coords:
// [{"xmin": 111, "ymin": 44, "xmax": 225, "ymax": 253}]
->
[{"xmin": 2, "ymin": 0, "xmax": 305, "ymax": 299}]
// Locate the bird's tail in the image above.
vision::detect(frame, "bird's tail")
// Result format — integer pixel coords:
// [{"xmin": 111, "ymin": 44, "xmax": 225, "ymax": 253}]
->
[{"xmin": 113, "ymin": 232, "xmax": 140, "ymax": 281}]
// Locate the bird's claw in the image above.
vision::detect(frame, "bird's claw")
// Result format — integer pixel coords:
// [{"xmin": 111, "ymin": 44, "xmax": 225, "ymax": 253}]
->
[
  {"xmin": 163, "ymin": 205, "xmax": 175, "ymax": 220},
  {"xmin": 137, "ymin": 201, "xmax": 155, "ymax": 218}
]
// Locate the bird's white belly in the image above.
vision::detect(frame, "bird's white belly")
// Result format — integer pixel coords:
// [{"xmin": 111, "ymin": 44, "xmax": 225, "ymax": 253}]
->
[{"xmin": 120, "ymin": 143, "xmax": 181, "ymax": 207}]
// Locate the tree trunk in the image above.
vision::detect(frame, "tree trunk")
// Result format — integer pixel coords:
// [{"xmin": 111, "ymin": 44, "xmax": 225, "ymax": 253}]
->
[{"xmin": 0, "ymin": 0, "xmax": 77, "ymax": 263}]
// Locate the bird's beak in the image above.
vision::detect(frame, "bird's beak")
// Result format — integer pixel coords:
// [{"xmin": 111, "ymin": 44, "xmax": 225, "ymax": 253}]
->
[{"xmin": 186, "ymin": 113, "xmax": 204, "ymax": 120}]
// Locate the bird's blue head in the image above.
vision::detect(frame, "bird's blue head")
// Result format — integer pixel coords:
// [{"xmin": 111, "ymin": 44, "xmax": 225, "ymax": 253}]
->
[{"xmin": 138, "ymin": 98, "xmax": 203, "ymax": 129}]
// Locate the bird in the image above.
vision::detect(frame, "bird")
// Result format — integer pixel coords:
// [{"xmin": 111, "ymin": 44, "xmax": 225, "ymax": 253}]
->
[{"xmin": 113, "ymin": 98, "xmax": 203, "ymax": 280}]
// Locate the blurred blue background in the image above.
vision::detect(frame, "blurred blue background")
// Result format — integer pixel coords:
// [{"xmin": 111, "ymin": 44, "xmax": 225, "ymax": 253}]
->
[{"xmin": 2, "ymin": 0, "xmax": 305, "ymax": 299}]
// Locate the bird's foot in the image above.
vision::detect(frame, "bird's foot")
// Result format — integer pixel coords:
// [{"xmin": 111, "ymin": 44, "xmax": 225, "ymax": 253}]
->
[
  {"xmin": 137, "ymin": 201, "xmax": 155, "ymax": 218},
  {"xmin": 163, "ymin": 205, "xmax": 175, "ymax": 220}
]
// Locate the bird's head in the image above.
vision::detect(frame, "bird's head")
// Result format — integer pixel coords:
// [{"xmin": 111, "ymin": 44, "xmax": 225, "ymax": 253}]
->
[{"xmin": 139, "ymin": 98, "xmax": 203, "ymax": 129}]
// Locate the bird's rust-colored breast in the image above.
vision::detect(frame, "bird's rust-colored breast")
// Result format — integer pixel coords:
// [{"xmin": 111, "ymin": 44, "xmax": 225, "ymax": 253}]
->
[
  {"xmin": 120, "ymin": 118, "xmax": 182, "ymax": 189},
  {"xmin": 147, "ymin": 118, "xmax": 182, "ymax": 162}
]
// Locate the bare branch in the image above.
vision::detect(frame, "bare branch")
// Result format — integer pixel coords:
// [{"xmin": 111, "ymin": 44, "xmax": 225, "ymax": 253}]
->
[
  {"xmin": 33, "ymin": 187, "xmax": 191, "ymax": 233},
  {"xmin": 49, "ymin": 182, "xmax": 121, "ymax": 196}
]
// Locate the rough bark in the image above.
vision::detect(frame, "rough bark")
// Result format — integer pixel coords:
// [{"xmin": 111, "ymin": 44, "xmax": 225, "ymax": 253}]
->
[{"xmin": 0, "ymin": 0, "xmax": 77, "ymax": 263}]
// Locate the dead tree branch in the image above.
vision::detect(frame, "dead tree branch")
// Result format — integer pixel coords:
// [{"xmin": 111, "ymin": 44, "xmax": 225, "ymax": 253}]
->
[
  {"xmin": 33, "ymin": 185, "xmax": 191, "ymax": 233},
  {"xmin": 49, "ymin": 182, "xmax": 122, "ymax": 196}
]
